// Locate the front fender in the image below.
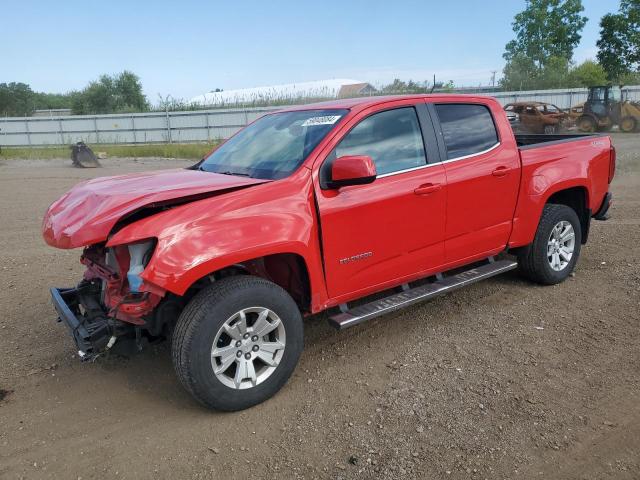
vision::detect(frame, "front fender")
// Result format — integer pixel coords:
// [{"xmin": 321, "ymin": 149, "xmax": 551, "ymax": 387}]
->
[{"xmin": 107, "ymin": 169, "xmax": 327, "ymax": 302}]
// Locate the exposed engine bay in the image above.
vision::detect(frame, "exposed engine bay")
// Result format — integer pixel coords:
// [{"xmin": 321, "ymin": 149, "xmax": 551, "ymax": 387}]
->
[{"xmin": 52, "ymin": 242, "xmax": 167, "ymax": 360}]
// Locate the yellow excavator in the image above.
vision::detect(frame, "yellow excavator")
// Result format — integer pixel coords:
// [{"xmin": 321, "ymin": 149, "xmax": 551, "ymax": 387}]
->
[{"xmin": 573, "ymin": 85, "xmax": 640, "ymax": 133}]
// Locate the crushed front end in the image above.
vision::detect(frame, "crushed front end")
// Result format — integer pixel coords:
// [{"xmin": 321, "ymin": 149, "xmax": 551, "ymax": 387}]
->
[{"xmin": 51, "ymin": 242, "xmax": 166, "ymax": 361}]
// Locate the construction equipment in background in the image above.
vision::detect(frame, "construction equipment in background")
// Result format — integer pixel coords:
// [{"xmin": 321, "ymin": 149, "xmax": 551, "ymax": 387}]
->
[
  {"xmin": 573, "ymin": 85, "xmax": 640, "ymax": 133},
  {"xmin": 70, "ymin": 142, "xmax": 101, "ymax": 168}
]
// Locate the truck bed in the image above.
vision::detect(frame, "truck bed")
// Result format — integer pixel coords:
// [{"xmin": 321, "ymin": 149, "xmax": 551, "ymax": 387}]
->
[{"xmin": 515, "ymin": 133, "xmax": 602, "ymax": 149}]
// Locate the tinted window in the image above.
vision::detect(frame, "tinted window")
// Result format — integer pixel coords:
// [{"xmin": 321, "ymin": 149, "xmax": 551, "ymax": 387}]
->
[
  {"xmin": 435, "ymin": 104, "xmax": 499, "ymax": 159},
  {"xmin": 333, "ymin": 107, "xmax": 426, "ymax": 175}
]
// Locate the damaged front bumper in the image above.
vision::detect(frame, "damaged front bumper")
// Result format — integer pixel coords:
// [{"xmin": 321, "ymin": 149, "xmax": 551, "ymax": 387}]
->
[{"xmin": 50, "ymin": 287, "xmax": 112, "ymax": 361}]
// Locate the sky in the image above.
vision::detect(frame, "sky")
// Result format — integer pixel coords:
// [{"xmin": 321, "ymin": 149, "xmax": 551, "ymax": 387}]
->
[{"xmin": 1, "ymin": 0, "xmax": 620, "ymax": 103}]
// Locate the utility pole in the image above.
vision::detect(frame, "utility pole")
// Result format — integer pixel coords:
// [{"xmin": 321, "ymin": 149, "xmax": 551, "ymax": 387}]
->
[{"xmin": 491, "ymin": 71, "xmax": 497, "ymax": 87}]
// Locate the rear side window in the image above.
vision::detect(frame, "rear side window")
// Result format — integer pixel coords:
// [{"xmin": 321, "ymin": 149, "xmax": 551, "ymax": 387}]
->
[
  {"xmin": 333, "ymin": 107, "xmax": 427, "ymax": 175},
  {"xmin": 435, "ymin": 104, "xmax": 499, "ymax": 159}
]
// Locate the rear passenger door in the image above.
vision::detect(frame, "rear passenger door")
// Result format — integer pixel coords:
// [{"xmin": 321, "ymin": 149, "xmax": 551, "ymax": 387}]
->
[{"xmin": 429, "ymin": 102, "xmax": 520, "ymax": 264}]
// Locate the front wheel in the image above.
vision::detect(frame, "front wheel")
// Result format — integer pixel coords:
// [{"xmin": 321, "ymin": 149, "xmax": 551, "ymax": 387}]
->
[
  {"xmin": 172, "ymin": 275, "xmax": 303, "ymax": 411},
  {"xmin": 517, "ymin": 204, "xmax": 582, "ymax": 285},
  {"xmin": 577, "ymin": 115, "xmax": 596, "ymax": 133}
]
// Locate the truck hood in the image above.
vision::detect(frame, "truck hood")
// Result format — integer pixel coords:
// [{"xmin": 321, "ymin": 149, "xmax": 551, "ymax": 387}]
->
[{"xmin": 43, "ymin": 168, "xmax": 270, "ymax": 249}]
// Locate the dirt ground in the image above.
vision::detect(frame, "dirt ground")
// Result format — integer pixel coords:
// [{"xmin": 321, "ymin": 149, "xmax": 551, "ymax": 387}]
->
[{"xmin": 0, "ymin": 136, "xmax": 639, "ymax": 480}]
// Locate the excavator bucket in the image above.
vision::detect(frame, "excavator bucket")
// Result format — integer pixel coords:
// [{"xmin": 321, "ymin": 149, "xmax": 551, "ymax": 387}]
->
[{"xmin": 71, "ymin": 142, "xmax": 101, "ymax": 168}]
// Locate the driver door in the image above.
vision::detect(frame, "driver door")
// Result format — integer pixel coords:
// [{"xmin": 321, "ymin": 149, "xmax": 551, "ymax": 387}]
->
[{"xmin": 314, "ymin": 103, "xmax": 447, "ymax": 300}]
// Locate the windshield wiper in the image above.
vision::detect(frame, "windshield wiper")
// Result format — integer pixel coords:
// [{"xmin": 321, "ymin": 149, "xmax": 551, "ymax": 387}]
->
[{"xmin": 218, "ymin": 170, "xmax": 253, "ymax": 178}]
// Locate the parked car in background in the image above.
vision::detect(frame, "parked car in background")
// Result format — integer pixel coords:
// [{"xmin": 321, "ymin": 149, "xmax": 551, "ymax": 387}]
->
[
  {"xmin": 504, "ymin": 101, "xmax": 568, "ymax": 134},
  {"xmin": 505, "ymin": 109, "xmax": 521, "ymax": 132},
  {"xmin": 44, "ymin": 95, "xmax": 615, "ymax": 411}
]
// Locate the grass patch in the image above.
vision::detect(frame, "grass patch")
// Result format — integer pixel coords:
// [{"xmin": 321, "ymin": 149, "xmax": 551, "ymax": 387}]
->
[{"xmin": 0, "ymin": 142, "xmax": 220, "ymax": 160}]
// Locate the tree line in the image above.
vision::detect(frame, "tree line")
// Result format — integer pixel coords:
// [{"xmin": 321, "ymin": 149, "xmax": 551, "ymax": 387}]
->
[
  {"xmin": 501, "ymin": 0, "xmax": 640, "ymax": 90},
  {"xmin": 0, "ymin": 71, "xmax": 148, "ymax": 117}
]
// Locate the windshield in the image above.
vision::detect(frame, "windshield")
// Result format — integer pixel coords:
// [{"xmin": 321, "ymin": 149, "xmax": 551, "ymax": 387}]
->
[{"xmin": 200, "ymin": 109, "xmax": 348, "ymax": 179}]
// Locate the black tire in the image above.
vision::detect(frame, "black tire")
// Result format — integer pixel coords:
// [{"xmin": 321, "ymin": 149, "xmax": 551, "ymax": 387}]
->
[
  {"xmin": 517, "ymin": 204, "xmax": 582, "ymax": 285},
  {"xmin": 620, "ymin": 116, "xmax": 637, "ymax": 133},
  {"xmin": 577, "ymin": 115, "xmax": 596, "ymax": 133},
  {"xmin": 172, "ymin": 275, "xmax": 303, "ymax": 411}
]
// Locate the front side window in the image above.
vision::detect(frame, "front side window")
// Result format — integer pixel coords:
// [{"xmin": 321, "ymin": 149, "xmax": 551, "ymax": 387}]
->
[
  {"xmin": 435, "ymin": 104, "xmax": 499, "ymax": 159},
  {"xmin": 200, "ymin": 109, "xmax": 347, "ymax": 179},
  {"xmin": 331, "ymin": 107, "xmax": 427, "ymax": 176},
  {"xmin": 609, "ymin": 86, "xmax": 622, "ymax": 102}
]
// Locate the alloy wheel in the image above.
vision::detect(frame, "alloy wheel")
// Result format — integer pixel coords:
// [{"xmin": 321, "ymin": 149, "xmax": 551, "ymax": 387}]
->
[
  {"xmin": 547, "ymin": 220, "xmax": 575, "ymax": 271},
  {"xmin": 211, "ymin": 307, "xmax": 286, "ymax": 390}
]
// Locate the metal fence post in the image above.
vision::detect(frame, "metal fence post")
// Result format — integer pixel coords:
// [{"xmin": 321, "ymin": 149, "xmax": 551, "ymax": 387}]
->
[
  {"xmin": 94, "ymin": 117, "xmax": 99, "ymax": 143},
  {"xmin": 59, "ymin": 118, "xmax": 64, "ymax": 145},
  {"xmin": 25, "ymin": 119, "xmax": 31, "ymax": 146},
  {"xmin": 131, "ymin": 115, "xmax": 136, "ymax": 143},
  {"xmin": 166, "ymin": 108, "xmax": 172, "ymax": 144},
  {"xmin": 205, "ymin": 112, "xmax": 211, "ymax": 142}
]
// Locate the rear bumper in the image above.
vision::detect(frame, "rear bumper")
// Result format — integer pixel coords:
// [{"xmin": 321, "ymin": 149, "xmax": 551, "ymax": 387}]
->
[
  {"xmin": 50, "ymin": 287, "xmax": 110, "ymax": 360},
  {"xmin": 593, "ymin": 192, "xmax": 612, "ymax": 221}
]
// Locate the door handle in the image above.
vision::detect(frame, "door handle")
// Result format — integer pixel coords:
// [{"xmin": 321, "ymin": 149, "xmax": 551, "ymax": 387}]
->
[
  {"xmin": 492, "ymin": 166, "xmax": 508, "ymax": 177},
  {"xmin": 414, "ymin": 183, "xmax": 442, "ymax": 195}
]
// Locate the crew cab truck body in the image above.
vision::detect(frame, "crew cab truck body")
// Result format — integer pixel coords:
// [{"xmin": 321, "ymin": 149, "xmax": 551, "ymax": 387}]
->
[{"xmin": 43, "ymin": 94, "xmax": 615, "ymax": 410}]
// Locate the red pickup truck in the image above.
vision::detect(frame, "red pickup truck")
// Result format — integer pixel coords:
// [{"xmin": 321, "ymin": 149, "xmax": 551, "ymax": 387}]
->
[{"xmin": 43, "ymin": 95, "xmax": 615, "ymax": 411}]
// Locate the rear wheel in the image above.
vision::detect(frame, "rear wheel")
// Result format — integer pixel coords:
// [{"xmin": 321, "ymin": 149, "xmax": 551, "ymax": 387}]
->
[
  {"xmin": 172, "ymin": 275, "xmax": 303, "ymax": 411},
  {"xmin": 577, "ymin": 115, "xmax": 596, "ymax": 133},
  {"xmin": 620, "ymin": 116, "xmax": 637, "ymax": 133},
  {"xmin": 517, "ymin": 204, "xmax": 582, "ymax": 285}
]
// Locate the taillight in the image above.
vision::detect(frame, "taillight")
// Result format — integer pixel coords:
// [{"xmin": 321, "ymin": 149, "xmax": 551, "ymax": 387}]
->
[{"xmin": 609, "ymin": 146, "xmax": 616, "ymax": 184}]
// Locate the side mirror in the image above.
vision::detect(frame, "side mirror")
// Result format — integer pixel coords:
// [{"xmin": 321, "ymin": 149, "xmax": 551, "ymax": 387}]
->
[{"xmin": 328, "ymin": 155, "xmax": 377, "ymax": 189}]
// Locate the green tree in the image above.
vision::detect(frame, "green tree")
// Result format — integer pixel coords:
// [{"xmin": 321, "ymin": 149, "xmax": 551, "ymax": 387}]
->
[
  {"xmin": 504, "ymin": 0, "xmax": 588, "ymax": 69},
  {"xmin": 597, "ymin": 0, "xmax": 640, "ymax": 81},
  {"xmin": 0, "ymin": 82, "xmax": 36, "ymax": 116},
  {"xmin": 501, "ymin": 54, "xmax": 539, "ymax": 90},
  {"xmin": 114, "ymin": 71, "xmax": 148, "ymax": 111},
  {"xmin": 381, "ymin": 79, "xmax": 423, "ymax": 94},
  {"xmin": 566, "ymin": 60, "xmax": 608, "ymax": 86},
  {"xmin": 32, "ymin": 91, "xmax": 77, "ymax": 110},
  {"xmin": 72, "ymin": 71, "xmax": 148, "ymax": 114},
  {"xmin": 620, "ymin": 71, "xmax": 640, "ymax": 85},
  {"xmin": 537, "ymin": 56, "xmax": 571, "ymax": 88}
]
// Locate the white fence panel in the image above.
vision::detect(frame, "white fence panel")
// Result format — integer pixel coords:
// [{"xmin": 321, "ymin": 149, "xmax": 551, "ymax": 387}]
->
[{"xmin": 2, "ymin": 88, "xmax": 638, "ymax": 147}]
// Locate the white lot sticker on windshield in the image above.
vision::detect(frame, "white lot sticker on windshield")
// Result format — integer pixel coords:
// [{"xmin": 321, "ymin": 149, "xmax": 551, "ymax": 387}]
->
[{"xmin": 301, "ymin": 115, "xmax": 342, "ymax": 127}]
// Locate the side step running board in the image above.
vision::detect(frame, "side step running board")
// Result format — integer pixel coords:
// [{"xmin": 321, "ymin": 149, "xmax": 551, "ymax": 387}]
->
[{"xmin": 328, "ymin": 259, "xmax": 517, "ymax": 330}]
